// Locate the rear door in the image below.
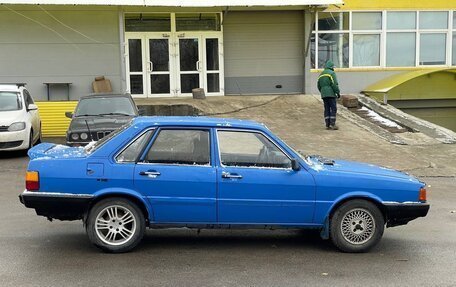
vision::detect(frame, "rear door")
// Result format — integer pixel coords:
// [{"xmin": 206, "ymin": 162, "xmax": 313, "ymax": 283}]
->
[
  {"xmin": 216, "ymin": 129, "xmax": 315, "ymax": 224},
  {"xmin": 134, "ymin": 128, "xmax": 216, "ymax": 223}
]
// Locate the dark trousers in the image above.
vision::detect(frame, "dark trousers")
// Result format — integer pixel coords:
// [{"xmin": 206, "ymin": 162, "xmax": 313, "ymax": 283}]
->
[{"xmin": 323, "ymin": 97, "xmax": 337, "ymax": 127}]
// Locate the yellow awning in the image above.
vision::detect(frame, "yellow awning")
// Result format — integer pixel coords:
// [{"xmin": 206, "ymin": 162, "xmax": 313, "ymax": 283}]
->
[{"xmin": 363, "ymin": 68, "xmax": 456, "ymax": 94}]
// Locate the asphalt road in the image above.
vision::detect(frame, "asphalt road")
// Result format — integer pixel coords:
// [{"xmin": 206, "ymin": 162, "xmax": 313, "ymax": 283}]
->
[{"xmin": 1, "ymin": 152, "xmax": 455, "ymax": 287}]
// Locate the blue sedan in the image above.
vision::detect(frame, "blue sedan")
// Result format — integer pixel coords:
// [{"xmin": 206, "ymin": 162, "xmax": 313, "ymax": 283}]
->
[{"xmin": 19, "ymin": 117, "xmax": 429, "ymax": 253}]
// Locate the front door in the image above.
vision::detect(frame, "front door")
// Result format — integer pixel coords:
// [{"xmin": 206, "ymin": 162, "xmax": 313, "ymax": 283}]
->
[{"xmin": 216, "ymin": 129, "xmax": 315, "ymax": 224}]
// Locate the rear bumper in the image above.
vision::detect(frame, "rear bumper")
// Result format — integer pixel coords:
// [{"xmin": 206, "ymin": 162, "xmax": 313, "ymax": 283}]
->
[
  {"xmin": 383, "ymin": 202, "xmax": 430, "ymax": 227},
  {"xmin": 19, "ymin": 190, "xmax": 93, "ymax": 221}
]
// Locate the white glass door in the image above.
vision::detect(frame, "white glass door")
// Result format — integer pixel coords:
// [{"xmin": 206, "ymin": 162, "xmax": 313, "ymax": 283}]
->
[
  {"xmin": 177, "ymin": 34, "xmax": 202, "ymax": 96},
  {"xmin": 146, "ymin": 35, "xmax": 174, "ymax": 96},
  {"xmin": 126, "ymin": 32, "xmax": 223, "ymax": 97},
  {"xmin": 177, "ymin": 33, "xmax": 224, "ymax": 96},
  {"xmin": 126, "ymin": 34, "xmax": 147, "ymax": 97},
  {"xmin": 126, "ymin": 34, "xmax": 175, "ymax": 97},
  {"xmin": 203, "ymin": 35, "xmax": 224, "ymax": 95}
]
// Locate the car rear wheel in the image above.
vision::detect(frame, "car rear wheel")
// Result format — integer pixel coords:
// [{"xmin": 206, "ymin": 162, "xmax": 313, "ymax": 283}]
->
[
  {"xmin": 86, "ymin": 198, "xmax": 145, "ymax": 253},
  {"xmin": 330, "ymin": 199, "xmax": 384, "ymax": 253}
]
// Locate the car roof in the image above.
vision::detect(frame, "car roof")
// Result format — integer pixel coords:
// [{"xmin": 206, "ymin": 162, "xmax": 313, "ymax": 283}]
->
[
  {"xmin": 81, "ymin": 93, "xmax": 132, "ymax": 99},
  {"xmin": 0, "ymin": 84, "xmax": 23, "ymax": 93},
  {"xmin": 132, "ymin": 116, "xmax": 266, "ymax": 130}
]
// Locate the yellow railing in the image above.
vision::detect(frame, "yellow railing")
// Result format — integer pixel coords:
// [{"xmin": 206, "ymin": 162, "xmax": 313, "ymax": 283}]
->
[{"xmin": 36, "ymin": 101, "xmax": 78, "ymax": 137}]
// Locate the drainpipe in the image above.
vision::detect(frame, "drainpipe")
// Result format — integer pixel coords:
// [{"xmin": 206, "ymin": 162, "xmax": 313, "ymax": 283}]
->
[
  {"xmin": 303, "ymin": 7, "xmax": 316, "ymax": 94},
  {"xmin": 118, "ymin": 7, "xmax": 127, "ymax": 94}
]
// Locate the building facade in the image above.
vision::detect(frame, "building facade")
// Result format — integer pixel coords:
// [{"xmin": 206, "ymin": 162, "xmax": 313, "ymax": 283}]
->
[
  {"xmin": 0, "ymin": 2, "xmax": 327, "ymax": 101},
  {"xmin": 0, "ymin": 0, "xmax": 455, "ymax": 134},
  {"xmin": 308, "ymin": 0, "xmax": 456, "ymax": 94}
]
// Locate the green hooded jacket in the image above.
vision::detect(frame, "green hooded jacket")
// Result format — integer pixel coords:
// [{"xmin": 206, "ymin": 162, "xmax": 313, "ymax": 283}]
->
[{"xmin": 317, "ymin": 60, "xmax": 340, "ymax": 98}]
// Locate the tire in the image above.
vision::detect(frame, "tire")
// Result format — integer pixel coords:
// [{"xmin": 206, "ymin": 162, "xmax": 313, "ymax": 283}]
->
[
  {"xmin": 86, "ymin": 198, "xmax": 145, "ymax": 253},
  {"xmin": 36, "ymin": 124, "xmax": 42, "ymax": 144},
  {"xmin": 330, "ymin": 199, "xmax": 384, "ymax": 253},
  {"xmin": 27, "ymin": 130, "xmax": 34, "ymax": 150}
]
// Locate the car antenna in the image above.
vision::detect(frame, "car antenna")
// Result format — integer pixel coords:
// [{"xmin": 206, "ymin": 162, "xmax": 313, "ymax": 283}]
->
[{"xmin": 84, "ymin": 119, "xmax": 94, "ymax": 142}]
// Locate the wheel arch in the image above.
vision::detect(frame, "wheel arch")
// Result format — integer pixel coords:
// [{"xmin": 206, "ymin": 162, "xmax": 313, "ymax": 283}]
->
[
  {"xmin": 320, "ymin": 193, "xmax": 387, "ymax": 240},
  {"xmin": 88, "ymin": 190, "xmax": 152, "ymax": 224},
  {"xmin": 328, "ymin": 195, "xmax": 387, "ymax": 223}
]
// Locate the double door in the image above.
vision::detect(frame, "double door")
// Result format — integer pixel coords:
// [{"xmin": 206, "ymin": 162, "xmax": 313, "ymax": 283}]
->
[{"xmin": 126, "ymin": 32, "xmax": 223, "ymax": 97}]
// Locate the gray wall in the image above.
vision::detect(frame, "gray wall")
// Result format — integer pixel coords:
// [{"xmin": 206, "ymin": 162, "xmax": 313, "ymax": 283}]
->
[
  {"xmin": 0, "ymin": 5, "xmax": 121, "ymax": 101},
  {"xmin": 308, "ymin": 70, "xmax": 404, "ymax": 95},
  {"xmin": 223, "ymin": 11, "xmax": 304, "ymax": 95}
]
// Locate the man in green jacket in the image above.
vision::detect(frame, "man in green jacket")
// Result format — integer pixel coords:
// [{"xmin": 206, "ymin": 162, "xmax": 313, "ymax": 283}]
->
[{"xmin": 317, "ymin": 60, "xmax": 341, "ymax": 130}]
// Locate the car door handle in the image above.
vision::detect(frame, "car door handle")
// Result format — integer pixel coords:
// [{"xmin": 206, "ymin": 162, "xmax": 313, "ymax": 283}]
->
[
  {"xmin": 139, "ymin": 170, "xmax": 161, "ymax": 177},
  {"xmin": 221, "ymin": 172, "xmax": 243, "ymax": 179}
]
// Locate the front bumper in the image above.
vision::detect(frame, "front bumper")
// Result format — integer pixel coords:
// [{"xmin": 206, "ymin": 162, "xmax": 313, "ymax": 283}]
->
[
  {"xmin": 19, "ymin": 190, "xmax": 93, "ymax": 221},
  {"xmin": 0, "ymin": 129, "xmax": 29, "ymax": 151},
  {"xmin": 383, "ymin": 202, "xmax": 430, "ymax": 227}
]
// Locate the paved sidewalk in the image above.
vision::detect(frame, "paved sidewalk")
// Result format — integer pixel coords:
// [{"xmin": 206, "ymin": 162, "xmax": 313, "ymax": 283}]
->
[{"xmin": 136, "ymin": 94, "xmax": 456, "ymax": 177}]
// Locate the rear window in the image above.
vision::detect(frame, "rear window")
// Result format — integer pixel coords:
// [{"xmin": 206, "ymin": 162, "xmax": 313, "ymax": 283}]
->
[
  {"xmin": 0, "ymin": 92, "xmax": 22, "ymax": 111},
  {"xmin": 85, "ymin": 120, "xmax": 133, "ymax": 153}
]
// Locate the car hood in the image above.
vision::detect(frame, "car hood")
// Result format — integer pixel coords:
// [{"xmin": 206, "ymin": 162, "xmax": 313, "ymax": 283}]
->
[
  {"xmin": 306, "ymin": 155, "xmax": 419, "ymax": 182},
  {"xmin": 28, "ymin": 143, "xmax": 88, "ymax": 160},
  {"xmin": 69, "ymin": 115, "xmax": 133, "ymax": 132},
  {"xmin": 0, "ymin": 110, "xmax": 24, "ymax": 126}
]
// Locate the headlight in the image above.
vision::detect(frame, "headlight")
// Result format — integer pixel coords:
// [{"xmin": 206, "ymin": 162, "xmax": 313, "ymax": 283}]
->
[
  {"xmin": 71, "ymin": 133, "xmax": 79, "ymax": 140},
  {"xmin": 80, "ymin": 133, "xmax": 88, "ymax": 140},
  {"xmin": 8, "ymin": 122, "xmax": 26, "ymax": 132}
]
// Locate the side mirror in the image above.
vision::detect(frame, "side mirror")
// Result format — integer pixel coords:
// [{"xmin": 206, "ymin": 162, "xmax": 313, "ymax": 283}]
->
[
  {"xmin": 65, "ymin": 111, "xmax": 73, "ymax": 119},
  {"xmin": 28, "ymin": 104, "xmax": 38, "ymax": 111},
  {"xmin": 291, "ymin": 158, "xmax": 301, "ymax": 171}
]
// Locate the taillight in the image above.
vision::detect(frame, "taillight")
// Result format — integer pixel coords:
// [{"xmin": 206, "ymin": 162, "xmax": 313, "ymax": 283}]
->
[
  {"xmin": 26, "ymin": 171, "xmax": 40, "ymax": 191},
  {"xmin": 419, "ymin": 187, "xmax": 427, "ymax": 202}
]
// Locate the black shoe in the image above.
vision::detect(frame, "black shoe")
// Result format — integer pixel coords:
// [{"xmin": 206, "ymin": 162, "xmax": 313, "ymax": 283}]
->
[
  {"xmin": 330, "ymin": 125, "xmax": 339, "ymax": 130},
  {"xmin": 326, "ymin": 126, "xmax": 331, "ymax": 130}
]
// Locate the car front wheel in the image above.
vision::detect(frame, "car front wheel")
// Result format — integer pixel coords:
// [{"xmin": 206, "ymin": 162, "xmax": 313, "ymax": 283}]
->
[
  {"xmin": 330, "ymin": 199, "xmax": 384, "ymax": 253},
  {"xmin": 86, "ymin": 198, "xmax": 145, "ymax": 253}
]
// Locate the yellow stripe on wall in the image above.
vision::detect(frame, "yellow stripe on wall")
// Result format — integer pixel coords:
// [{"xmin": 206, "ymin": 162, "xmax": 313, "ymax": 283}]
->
[
  {"xmin": 36, "ymin": 101, "xmax": 78, "ymax": 137},
  {"xmin": 327, "ymin": 0, "xmax": 456, "ymax": 10}
]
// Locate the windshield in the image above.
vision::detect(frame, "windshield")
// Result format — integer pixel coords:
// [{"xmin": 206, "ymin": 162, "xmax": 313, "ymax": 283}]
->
[
  {"xmin": 75, "ymin": 97, "xmax": 137, "ymax": 117},
  {"xmin": 0, "ymin": 92, "xmax": 22, "ymax": 111},
  {"xmin": 285, "ymin": 144, "xmax": 313, "ymax": 166}
]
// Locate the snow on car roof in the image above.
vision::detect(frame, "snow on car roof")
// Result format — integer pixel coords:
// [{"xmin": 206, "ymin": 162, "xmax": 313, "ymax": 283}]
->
[
  {"xmin": 0, "ymin": 84, "xmax": 22, "ymax": 92},
  {"xmin": 132, "ymin": 116, "xmax": 266, "ymax": 129}
]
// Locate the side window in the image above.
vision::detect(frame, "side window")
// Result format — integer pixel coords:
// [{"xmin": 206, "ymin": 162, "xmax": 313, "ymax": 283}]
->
[
  {"xmin": 145, "ymin": 129, "xmax": 210, "ymax": 165},
  {"xmin": 218, "ymin": 130, "xmax": 291, "ymax": 169},
  {"xmin": 116, "ymin": 130, "xmax": 154, "ymax": 163}
]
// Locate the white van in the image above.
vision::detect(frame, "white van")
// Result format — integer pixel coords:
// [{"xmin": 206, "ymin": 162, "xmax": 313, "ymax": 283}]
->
[{"xmin": 0, "ymin": 84, "xmax": 41, "ymax": 151}]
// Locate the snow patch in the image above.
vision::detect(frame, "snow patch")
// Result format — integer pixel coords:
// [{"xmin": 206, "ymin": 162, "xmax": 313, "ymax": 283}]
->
[
  {"xmin": 83, "ymin": 141, "xmax": 97, "ymax": 152},
  {"xmin": 360, "ymin": 107, "xmax": 402, "ymax": 128}
]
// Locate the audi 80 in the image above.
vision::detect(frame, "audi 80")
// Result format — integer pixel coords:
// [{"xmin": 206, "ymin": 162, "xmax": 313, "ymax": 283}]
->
[{"xmin": 19, "ymin": 117, "xmax": 429, "ymax": 253}]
